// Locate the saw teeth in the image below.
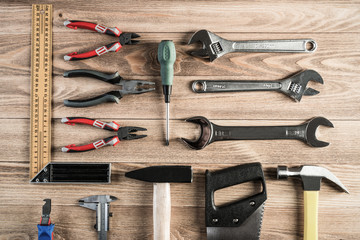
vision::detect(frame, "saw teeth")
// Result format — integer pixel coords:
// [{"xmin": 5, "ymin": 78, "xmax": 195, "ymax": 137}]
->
[{"xmin": 257, "ymin": 203, "xmax": 265, "ymax": 239}]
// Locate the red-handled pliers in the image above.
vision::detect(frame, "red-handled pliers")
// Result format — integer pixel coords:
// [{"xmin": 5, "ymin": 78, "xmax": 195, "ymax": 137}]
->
[
  {"xmin": 61, "ymin": 117, "xmax": 147, "ymax": 153},
  {"xmin": 64, "ymin": 20, "xmax": 140, "ymax": 61}
]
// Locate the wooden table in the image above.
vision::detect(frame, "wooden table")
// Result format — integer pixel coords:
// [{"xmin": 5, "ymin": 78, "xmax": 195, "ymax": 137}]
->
[{"xmin": 0, "ymin": 0, "xmax": 359, "ymax": 239}]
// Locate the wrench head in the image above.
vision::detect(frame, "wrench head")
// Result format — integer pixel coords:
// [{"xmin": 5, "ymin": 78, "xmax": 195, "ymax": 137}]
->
[
  {"xmin": 188, "ymin": 30, "xmax": 229, "ymax": 62},
  {"xmin": 280, "ymin": 70, "xmax": 324, "ymax": 102},
  {"xmin": 181, "ymin": 116, "xmax": 213, "ymax": 150},
  {"xmin": 305, "ymin": 117, "xmax": 334, "ymax": 147}
]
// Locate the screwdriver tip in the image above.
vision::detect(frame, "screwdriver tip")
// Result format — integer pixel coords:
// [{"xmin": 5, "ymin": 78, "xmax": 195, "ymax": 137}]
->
[{"xmin": 165, "ymin": 139, "xmax": 169, "ymax": 146}]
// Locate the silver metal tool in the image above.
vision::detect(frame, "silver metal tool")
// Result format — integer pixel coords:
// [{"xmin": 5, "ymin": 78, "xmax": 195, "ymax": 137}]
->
[
  {"xmin": 181, "ymin": 116, "xmax": 334, "ymax": 150},
  {"xmin": 79, "ymin": 195, "xmax": 118, "ymax": 240},
  {"xmin": 206, "ymin": 163, "xmax": 267, "ymax": 240},
  {"xmin": 188, "ymin": 29, "xmax": 317, "ymax": 61},
  {"xmin": 192, "ymin": 70, "xmax": 323, "ymax": 102}
]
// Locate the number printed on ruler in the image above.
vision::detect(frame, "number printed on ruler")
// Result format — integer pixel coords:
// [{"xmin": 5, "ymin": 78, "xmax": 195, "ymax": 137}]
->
[{"xmin": 30, "ymin": 4, "xmax": 52, "ymax": 179}]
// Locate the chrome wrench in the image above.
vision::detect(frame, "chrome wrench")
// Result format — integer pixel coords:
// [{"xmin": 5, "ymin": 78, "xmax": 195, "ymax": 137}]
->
[{"xmin": 188, "ymin": 30, "xmax": 317, "ymax": 61}]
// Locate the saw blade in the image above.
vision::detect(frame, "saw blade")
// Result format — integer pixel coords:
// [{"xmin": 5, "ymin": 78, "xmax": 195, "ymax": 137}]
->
[{"xmin": 207, "ymin": 203, "xmax": 265, "ymax": 240}]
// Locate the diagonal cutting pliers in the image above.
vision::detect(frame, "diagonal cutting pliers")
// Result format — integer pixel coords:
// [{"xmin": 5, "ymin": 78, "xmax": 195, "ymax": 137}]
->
[
  {"xmin": 63, "ymin": 69, "xmax": 155, "ymax": 107},
  {"xmin": 61, "ymin": 117, "xmax": 147, "ymax": 153},
  {"xmin": 64, "ymin": 20, "xmax": 140, "ymax": 61}
]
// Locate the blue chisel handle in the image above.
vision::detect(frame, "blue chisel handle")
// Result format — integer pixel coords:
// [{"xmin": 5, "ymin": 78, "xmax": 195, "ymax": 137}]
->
[{"xmin": 38, "ymin": 224, "xmax": 54, "ymax": 240}]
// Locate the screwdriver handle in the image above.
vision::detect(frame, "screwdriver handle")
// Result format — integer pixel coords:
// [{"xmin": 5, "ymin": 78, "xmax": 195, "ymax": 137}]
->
[{"xmin": 158, "ymin": 40, "xmax": 176, "ymax": 102}]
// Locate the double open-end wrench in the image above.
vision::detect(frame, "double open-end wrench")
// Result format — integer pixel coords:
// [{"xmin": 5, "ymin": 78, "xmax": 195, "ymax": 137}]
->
[
  {"xmin": 181, "ymin": 116, "xmax": 333, "ymax": 150},
  {"xmin": 192, "ymin": 70, "xmax": 323, "ymax": 102},
  {"xmin": 188, "ymin": 30, "xmax": 317, "ymax": 61}
]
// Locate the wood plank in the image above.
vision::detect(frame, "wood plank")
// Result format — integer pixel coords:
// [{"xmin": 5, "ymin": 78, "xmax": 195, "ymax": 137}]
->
[
  {"xmin": 0, "ymin": 163, "xmax": 358, "ymax": 239},
  {"xmin": 0, "ymin": 0, "xmax": 359, "ymax": 239},
  {"xmin": 0, "ymin": 162, "xmax": 358, "ymax": 207},
  {"xmin": 1, "ymin": 1, "xmax": 360, "ymax": 34},
  {"xmin": 0, "ymin": 119, "xmax": 359, "ymax": 165},
  {"xmin": 0, "ymin": 205, "xmax": 358, "ymax": 240},
  {"xmin": 2, "ymin": 32, "xmax": 360, "ymax": 77},
  {"xmin": 0, "ymin": 32, "xmax": 359, "ymax": 119}
]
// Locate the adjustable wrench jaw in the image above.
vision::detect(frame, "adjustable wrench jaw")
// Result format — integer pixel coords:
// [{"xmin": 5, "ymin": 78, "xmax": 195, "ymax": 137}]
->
[
  {"xmin": 279, "ymin": 70, "xmax": 324, "ymax": 102},
  {"xmin": 188, "ymin": 30, "xmax": 231, "ymax": 62}
]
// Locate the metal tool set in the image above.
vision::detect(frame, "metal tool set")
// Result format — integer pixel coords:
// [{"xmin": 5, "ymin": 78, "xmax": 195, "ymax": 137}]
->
[{"xmin": 29, "ymin": 4, "xmax": 349, "ymax": 240}]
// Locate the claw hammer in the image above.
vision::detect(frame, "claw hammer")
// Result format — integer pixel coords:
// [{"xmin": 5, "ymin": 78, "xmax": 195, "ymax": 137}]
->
[{"xmin": 277, "ymin": 165, "xmax": 349, "ymax": 240}]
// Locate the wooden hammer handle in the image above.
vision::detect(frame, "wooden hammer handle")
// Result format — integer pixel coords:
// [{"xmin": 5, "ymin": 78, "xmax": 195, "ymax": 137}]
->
[
  {"xmin": 304, "ymin": 191, "xmax": 319, "ymax": 240},
  {"xmin": 153, "ymin": 183, "xmax": 171, "ymax": 240}
]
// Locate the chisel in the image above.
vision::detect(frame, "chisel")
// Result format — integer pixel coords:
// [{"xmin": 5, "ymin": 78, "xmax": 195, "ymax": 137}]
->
[{"xmin": 158, "ymin": 40, "xmax": 176, "ymax": 146}]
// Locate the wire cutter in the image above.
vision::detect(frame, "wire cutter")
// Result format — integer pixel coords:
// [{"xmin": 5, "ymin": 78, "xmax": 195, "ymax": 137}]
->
[
  {"xmin": 63, "ymin": 69, "xmax": 155, "ymax": 108},
  {"xmin": 64, "ymin": 20, "xmax": 140, "ymax": 61},
  {"xmin": 61, "ymin": 117, "xmax": 147, "ymax": 152},
  {"xmin": 37, "ymin": 199, "xmax": 54, "ymax": 240}
]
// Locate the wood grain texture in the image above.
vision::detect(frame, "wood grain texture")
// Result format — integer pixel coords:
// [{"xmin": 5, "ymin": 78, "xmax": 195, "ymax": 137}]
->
[
  {"xmin": 1, "ymin": 1, "xmax": 360, "ymax": 33},
  {"xmin": 0, "ymin": 32, "xmax": 360, "ymax": 119},
  {"xmin": 0, "ymin": 0, "xmax": 359, "ymax": 239}
]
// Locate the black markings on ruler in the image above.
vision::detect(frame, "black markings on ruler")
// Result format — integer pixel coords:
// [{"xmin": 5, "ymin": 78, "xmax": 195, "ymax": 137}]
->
[{"xmin": 30, "ymin": 4, "xmax": 52, "ymax": 179}]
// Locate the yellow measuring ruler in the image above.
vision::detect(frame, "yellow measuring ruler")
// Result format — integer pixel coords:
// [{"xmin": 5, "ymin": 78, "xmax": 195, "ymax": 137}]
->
[{"xmin": 30, "ymin": 4, "xmax": 53, "ymax": 179}]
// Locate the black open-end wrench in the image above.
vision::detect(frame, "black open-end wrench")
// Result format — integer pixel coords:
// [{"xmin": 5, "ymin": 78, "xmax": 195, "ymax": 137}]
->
[
  {"xmin": 181, "ymin": 116, "xmax": 333, "ymax": 150},
  {"xmin": 192, "ymin": 70, "xmax": 323, "ymax": 102},
  {"xmin": 188, "ymin": 30, "xmax": 316, "ymax": 62}
]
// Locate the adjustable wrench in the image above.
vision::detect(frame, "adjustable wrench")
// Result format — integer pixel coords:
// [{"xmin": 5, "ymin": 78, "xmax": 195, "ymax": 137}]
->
[
  {"xmin": 181, "ymin": 116, "xmax": 333, "ymax": 150},
  {"xmin": 192, "ymin": 70, "xmax": 323, "ymax": 102},
  {"xmin": 188, "ymin": 30, "xmax": 316, "ymax": 61}
]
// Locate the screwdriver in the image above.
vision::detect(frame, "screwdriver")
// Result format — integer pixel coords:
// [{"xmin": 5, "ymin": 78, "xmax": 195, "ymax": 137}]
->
[{"xmin": 158, "ymin": 40, "xmax": 176, "ymax": 146}]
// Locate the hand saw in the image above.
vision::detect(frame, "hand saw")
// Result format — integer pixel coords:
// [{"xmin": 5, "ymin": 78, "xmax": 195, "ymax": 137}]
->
[{"xmin": 205, "ymin": 163, "xmax": 267, "ymax": 240}]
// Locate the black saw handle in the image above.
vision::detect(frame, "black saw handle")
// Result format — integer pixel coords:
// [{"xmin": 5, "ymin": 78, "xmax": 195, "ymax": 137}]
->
[
  {"xmin": 64, "ymin": 91, "xmax": 122, "ymax": 108},
  {"xmin": 205, "ymin": 162, "xmax": 267, "ymax": 227},
  {"xmin": 64, "ymin": 69, "xmax": 123, "ymax": 84}
]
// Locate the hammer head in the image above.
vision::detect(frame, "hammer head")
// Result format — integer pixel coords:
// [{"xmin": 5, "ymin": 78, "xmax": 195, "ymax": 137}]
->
[
  {"xmin": 125, "ymin": 166, "xmax": 193, "ymax": 183},
  {"xmin": 277, "ymin": 165, "xmax": 349, "ymax": 193}
]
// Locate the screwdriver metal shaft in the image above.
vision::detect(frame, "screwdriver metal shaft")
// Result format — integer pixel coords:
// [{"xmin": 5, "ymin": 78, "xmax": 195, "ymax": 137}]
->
[
  {"xmin": 166, "ymin": 103, "xmax": 169, "ymax": 145},
  {"xmin": 158, "ymin": 40, "xmax": 176, "ymax": 146}
]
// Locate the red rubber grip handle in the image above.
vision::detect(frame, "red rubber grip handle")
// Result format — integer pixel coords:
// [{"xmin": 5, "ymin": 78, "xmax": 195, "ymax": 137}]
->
[
  {"xmin": 64, "ymin": 42, "xmax": 122, "ymax": 61},
  {"xmin": 62, "ymin": 136, "xmax": 120, "ymax": 153},
  {"xmin": 63, "ymin": 117, "xmax": 96, "ymax": 126},
  {"xmin": 62, "ymin": 117, "xmax": 120, "ymax": 131},
  {"xmin": 64, "ymin": 20, "xmax": 121, "ymax": 37}
]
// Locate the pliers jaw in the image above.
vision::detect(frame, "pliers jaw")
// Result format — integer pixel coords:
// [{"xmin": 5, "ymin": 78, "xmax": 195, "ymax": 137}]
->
[
  {"xmin": 118, "ymin": 127, "xmax": 147, "ymax": 140},
  {"xmin": 119, "ymin": 80, "xmax": 156, "ymax": 95},
  {"xmin": 119, "ymin": 32, "xmax": 140, "ymax": 46}
]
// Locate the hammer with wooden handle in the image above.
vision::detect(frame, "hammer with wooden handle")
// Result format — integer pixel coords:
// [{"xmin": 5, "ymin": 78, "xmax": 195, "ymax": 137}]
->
[
  {"xmin": 277, "ymin": 165, "xmax": 349, "ymax": 240},
  {"xmin": 126, "ymin": 166, "xmax": 193, "ymax": 240}
]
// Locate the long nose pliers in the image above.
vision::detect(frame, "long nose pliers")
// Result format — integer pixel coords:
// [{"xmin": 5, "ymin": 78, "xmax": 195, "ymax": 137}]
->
[
  {"xmin": 61, "ymin": 117, "xmax": 147, "ymax": 153},
  {"xmin": 64, "ymin": 20, "xmax": 140, "ymax": 61}
]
